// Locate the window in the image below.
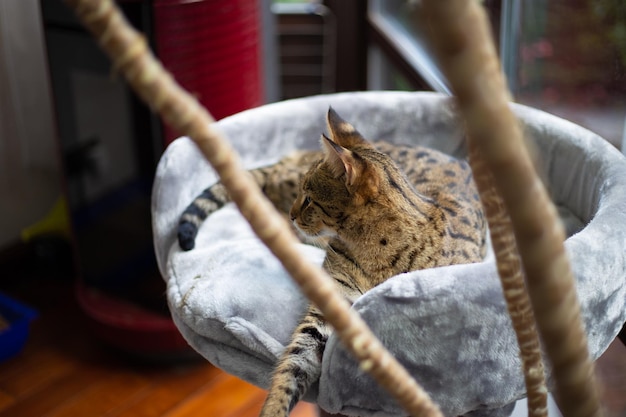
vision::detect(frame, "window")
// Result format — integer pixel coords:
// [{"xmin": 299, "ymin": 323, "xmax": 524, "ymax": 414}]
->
[
  {"xmin": 368, "ymin": 0, "xmax": 450, "ymax": 93},
  {"xmin": 501, "ymin": 0, "xmax": 626, "ymax": 150},
  {"xmin": 363, "ymin": 0, "xmax": 625, "ymax": 151}
]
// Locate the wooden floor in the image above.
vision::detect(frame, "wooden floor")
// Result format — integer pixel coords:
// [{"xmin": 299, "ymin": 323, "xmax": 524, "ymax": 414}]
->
[
  {"xmin": 0, "ymin": 278, "xmax": 317, "ymax": 417},
  {"xmin": 1, "ymin": 274, "xmax": 626, "ymax": 417},
  {"xmin": 594, "ymin": 340, "xmax": 626, "ymax": 417}
]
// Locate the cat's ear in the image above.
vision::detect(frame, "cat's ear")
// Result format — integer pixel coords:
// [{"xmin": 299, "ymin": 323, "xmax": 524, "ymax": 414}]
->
[
  {"xmin": 326, "ymin": 107, "xmax": 367, "ymax": 148},
  {"xmin": 321, "ymin": 133, "xmax": 365, "ymax": 188}
]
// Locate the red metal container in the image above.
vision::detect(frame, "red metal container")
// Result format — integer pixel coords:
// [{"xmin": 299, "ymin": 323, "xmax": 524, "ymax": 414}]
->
[{"xmin": 154, "ymin": 0, "xmax": 264, "ymax": 143}]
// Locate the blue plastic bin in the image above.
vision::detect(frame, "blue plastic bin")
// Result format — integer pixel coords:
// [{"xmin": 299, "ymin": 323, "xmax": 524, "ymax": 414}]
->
[{"xmin": 0, "ymin": 292, "xmax": 37, "ymax": 363}]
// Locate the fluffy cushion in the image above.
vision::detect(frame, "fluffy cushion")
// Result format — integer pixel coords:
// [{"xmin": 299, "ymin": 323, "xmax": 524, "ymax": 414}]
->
[{"xmin": 152, "ymin": 91, "xmax": 626, "ymax": 417}]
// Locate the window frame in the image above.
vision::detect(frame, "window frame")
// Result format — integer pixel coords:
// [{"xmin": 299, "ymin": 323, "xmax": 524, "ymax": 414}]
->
[{"xmin": 324, "ymin": 0, "xmax": 503, "ymax": 93}]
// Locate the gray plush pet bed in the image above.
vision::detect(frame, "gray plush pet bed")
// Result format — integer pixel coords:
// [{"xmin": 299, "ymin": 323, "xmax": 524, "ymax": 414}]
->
[{"xmin": 152, "ymin": 91, "xmax": 626, "ymax": 417}]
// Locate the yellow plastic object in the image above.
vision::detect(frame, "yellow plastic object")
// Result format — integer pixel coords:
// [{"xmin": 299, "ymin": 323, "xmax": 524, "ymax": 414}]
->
[{"xmin": 21, "ymin": 197, "xmax": 71, "ymax": 242}]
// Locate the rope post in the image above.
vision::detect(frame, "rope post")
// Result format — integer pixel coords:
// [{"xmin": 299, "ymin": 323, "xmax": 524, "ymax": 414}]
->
[
  {"xmin": 64, "ymin": 1, "xmax": 444, "ymax": 416},
  {"xmin": 414, "ymin": 2, "xmax": 603, "ymax": 416}
]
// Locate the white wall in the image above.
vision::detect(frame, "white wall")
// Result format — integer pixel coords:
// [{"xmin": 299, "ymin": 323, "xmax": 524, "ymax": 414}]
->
[{"xmin": 0, "ymin": 0, "xmax": 63, "ymax": 248}]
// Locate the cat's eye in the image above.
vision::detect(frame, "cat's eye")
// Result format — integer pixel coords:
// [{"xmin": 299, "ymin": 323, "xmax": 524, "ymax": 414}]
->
[{"xmin": 301, "ymin": 196, "xmax": 312, "ymax": 211}]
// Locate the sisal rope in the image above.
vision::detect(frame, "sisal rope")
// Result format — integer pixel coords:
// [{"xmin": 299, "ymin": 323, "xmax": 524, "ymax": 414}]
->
[{"xmin": 64, "ymin": 0, "xmax": 445, "ymax": 416}]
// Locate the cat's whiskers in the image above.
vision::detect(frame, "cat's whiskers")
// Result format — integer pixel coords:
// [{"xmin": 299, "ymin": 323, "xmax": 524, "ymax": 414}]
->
[
  {"xmin": 292, "ymin": 220, "xmax": 334, "ymax": 249},
  {"xmin": 324, "ymin": 240, "xmax": 338, "ymax": 256},
  {"xmin": 307, "ymin": 235, "xmax": 330, "ymax": 250}
]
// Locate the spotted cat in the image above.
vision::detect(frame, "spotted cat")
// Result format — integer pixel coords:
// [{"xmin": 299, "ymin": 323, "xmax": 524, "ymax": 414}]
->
[{"xmin": 177, "ymin": 108, "xmax": 486, "ymax": 417}]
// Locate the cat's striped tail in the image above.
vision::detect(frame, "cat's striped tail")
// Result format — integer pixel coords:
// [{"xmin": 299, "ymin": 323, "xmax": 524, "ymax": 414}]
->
[{"xmin": 177, "ymin": 184, "xmax": 229, "ymax": 251}]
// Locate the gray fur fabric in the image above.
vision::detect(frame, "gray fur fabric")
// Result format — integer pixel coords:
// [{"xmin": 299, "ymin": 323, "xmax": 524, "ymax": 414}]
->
[{"xmin": 151, "ymin": 91, "xmax": 626, "ymax": 417}]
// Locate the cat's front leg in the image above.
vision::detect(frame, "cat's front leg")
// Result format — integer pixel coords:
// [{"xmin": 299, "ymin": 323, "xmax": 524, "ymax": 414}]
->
[{"xmin": 260, "ymin": 305, "xmax": 331, "ymax": 417}]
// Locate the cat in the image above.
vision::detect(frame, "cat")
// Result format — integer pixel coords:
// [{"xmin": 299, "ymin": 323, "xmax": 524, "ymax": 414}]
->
[{"xmin": 177, "ymin": 108, "xmax": 486, "ymax": 417}]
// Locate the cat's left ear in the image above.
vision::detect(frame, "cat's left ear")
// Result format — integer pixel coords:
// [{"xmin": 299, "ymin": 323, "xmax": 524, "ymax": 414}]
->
[
  {"xmin": 326, "ymin": 107, "xmax": 367, "ymax": 148},
  {"xmin": 321, "ymin": 133, "xmax": 365, "ymax": 188}
]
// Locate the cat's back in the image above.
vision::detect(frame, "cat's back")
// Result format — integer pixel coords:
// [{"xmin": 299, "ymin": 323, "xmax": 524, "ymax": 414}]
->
[{"xmin": 375, "ymin": 141, "xmax": 486, "ymax": 262}]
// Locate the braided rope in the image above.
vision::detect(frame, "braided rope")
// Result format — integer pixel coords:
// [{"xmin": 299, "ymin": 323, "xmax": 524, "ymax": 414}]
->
[
  {"xmin": 64, "ymin": 1, "xmax": 604, "ymax": 416},
  {"xmin": 416, "ymin": 1, "xmax": 603, "ymax": 416},
  {"xmin": 64, "ymin": 0, "xmax": 444, "ymax": 416},
  {"xmin": 469, "ymin": 144, "xmax": 547, "ymax": 417}
]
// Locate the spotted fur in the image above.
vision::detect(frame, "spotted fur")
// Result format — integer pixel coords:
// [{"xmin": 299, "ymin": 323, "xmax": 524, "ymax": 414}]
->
[{"xmin": 177, "ymin": 108, "xmax": 486, "ymax": 417}]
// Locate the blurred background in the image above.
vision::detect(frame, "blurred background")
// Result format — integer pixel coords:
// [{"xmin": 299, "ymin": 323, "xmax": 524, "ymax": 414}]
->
[{"xmin": 0, "ymin": 1, "xmax": 624, "ymax": 416}]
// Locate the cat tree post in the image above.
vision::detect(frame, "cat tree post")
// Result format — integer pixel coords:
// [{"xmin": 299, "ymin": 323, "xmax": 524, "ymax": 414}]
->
[
  {"xmin": 415, "ymin": 1, "xmax": 602, "ymax": 416},
  {"xmin": 64, "ymin": 1, "xmax": 611, "ymax": 417},
  {"xmin": 64, "ymin": 1, "xmax": 443, "ymax": 416},
  {"xmin": 467, "ymin": 144, "xmax": 547, "ymax": 417}
]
